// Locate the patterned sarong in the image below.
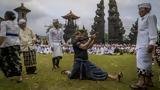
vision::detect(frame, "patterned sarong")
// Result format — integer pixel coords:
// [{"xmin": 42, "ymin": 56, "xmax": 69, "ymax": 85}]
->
[
  {"xmin": 0, "ymin": 45, "xmax": 22, "ymax": 77},
  {"xmin": 136, "ymin": 48, "xmax": 153, "ymax": 77},
  {"xmin": 69, "ymin": 58, "xmax": 108, "ymax": 80},
  {"xmin": 22, "ymin": 50, "xmax": 37, "ymax": 67}
]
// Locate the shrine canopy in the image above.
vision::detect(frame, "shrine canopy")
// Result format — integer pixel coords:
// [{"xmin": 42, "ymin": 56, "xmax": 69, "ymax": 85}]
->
[
  {"xmin": 62, "ymin": 11, "xmax": 80, "ymax": 20},
  {"xmin": 14, "ymin": 3, "xmax": 31, "ymax": 13}
]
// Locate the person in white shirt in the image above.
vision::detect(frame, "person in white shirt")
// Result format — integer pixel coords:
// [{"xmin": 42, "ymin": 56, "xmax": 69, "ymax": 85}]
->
[
  {"xmin": 100, "ymin": 45, "xmax": 105, "ymax": 55},
  {"xmin": 131, "ymin": 3, "xmax": 158, "ymax": 89},
  {"xmin": 48, "ymin": 19, "xmax": 65, "ymax": 69},
  {"xmin": 0, "ymin": 11, "xmax": 22, "ymax": 82}
]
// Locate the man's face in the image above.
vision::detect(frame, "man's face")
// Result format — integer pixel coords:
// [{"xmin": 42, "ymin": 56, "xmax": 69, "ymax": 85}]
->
[
  {"xmin": 19, "ymin": 23, "xmax": 26, "ymax": 29},
  {"xmin": 75, "ymin": 31, "xmax": 85, "ymax": 38},
  {"xmin": 4, "ymin": 15, "xmax": 8, "ymax": 20},
  {"xmin": 53, "ymin": 22, "xmax": 59, "ymax": 29},
  {"xmin": 138, "ymin": 7, "xmax": 150, "ymax": 17}
]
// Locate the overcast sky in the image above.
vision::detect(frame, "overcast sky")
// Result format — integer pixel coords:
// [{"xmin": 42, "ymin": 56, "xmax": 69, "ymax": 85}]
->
[{"xmin": 0, "ymin": 0, "xmax": 160, "ymax": 36}]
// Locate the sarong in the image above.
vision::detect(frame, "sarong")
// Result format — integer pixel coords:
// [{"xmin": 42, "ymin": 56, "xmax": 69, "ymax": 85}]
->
[
  {"xmin": 69, "ymin": 58, "xmax": 108, "ymax": 80},
  {"xmin": 0, "ymin": 45, "xmax": 22, "ymax": 77}
]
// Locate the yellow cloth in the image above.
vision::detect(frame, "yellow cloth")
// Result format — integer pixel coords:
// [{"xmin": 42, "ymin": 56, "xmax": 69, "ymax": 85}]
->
[{"xmin": 20, "ymin": 27, "xmax": 36, "ymax": 51}]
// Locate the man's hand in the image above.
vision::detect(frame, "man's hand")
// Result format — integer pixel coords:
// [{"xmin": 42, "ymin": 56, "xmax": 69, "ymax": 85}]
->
[
  {"xmin": 0, "ymin": 36, "xmax": 5, "ymax": 45},
  {"xmin": 91, "ymin": 34, "xmax": 97, "ymax": 40},
  {"xmin": 63, "ymin": 43, "xmax": 68, "ymax": 47},
  {"xmin": 32, "ymin": 40, "xmax": 36, "ymax": 44},
  {"xmin": 148, "ymin": 45, "xmax": 154, "ymax": 53}
]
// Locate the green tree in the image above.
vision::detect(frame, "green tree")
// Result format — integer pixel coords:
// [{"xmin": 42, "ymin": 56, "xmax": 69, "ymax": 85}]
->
[{"xmin": 104, "ymin": 33, "xmax": 108, "ymax": 43}]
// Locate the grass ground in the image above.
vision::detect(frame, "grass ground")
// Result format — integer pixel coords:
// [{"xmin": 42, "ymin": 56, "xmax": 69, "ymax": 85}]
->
[{"xmin": 0, "ymin": 54, "xmax": 160, "ymax": 90}]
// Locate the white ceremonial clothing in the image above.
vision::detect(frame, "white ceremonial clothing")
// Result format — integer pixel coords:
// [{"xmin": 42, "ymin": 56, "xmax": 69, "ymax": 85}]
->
[
  {"xmin": 136, "ymin": 13, "xmax": 158, "ymax": 76},
  {"xmin": 48, "ymin": 28, "xmax": 64, "ymax": 57}
]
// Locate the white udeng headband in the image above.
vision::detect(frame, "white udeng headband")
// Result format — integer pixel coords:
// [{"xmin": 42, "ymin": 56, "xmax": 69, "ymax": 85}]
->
[
  {"xmin": 138, "ymin": 3, "xmax": 151, "ymax": 9},
  {"xmin": 18, "ymin": 19, "xmax": 26, "ymax": 24},
  {"xmin": 53, "ymin": 19, "xmax": 59, "ymax": 23}
]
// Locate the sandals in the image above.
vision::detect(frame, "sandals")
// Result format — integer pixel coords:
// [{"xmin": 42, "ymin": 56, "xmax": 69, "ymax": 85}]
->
[
  {"xmin": 61, "ymin": 70, "xmax": 71, "ymax": 75},
  {"xmin": 52, "ymin": 66, "xmax": 58, "ymax": 70},
  {"xmin": 61, "ymin": 70, "xmax": 67, "ymax": 75},
  {"xmin": 130, "ymin": 84, "xmax": 147, "ymax": 90},
  {"xmin": 145, "ymin": 82, "xmax": 154, "ymax": 87}
]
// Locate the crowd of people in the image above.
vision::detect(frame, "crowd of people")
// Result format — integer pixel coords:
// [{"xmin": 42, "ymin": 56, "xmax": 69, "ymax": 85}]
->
[
  {"xmin": 35, "ymin": 44, "xmax": 52, "ymax": 54},
  {"xmin": 34, "ymin": 44, "xmax": 136, "ymax": 55},
  {"xmin": 87, "ymin": 44, "xmax": 135, "ymax": 55},
  {"xmin": 0, "ymin": 2, "xmax": 159, "ymax": 90}
]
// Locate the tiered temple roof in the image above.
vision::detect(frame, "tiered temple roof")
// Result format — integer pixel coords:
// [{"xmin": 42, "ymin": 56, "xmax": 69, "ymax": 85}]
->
[
  {"xmin": 14, "ymin": 3, "xmax": 31, "ymax": 12},
  {"xmin": 62, "ymin": 11, "xmax": 79, "ymax": 20}
]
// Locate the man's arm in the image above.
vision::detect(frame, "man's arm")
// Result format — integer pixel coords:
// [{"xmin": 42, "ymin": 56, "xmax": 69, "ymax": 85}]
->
[
  {"xmin": 0, "ymin": 21, "xmax": 6, "ymax": 45},
  {"xmin": 79, "ymin": 38, "xmax": 93, "ymax": 50},
  {"xmin": 30, "ymin": 29, "xmax": 36, "ymax": 44},
  {"xmin": 88, "ymin": 34, "xmax": 97, "ymax": 48},
  {"xmin": 48, "ymin": 30, "xmax": 54, "ymax": 47},
  {"xmin": 88, "ymin": 39, "xmax": 96, "ymax": 49},
  {"xmin": 0, "ymin": 36, "xmax": 5, "ymax": 45},
  {"xmin": 31, "ymin": 30, "xmax": 36, "ymax": 41},
  {"xmin": 147, "ymin": 15, "xmax": 158, "ymax": 53},
  {"xmin": 61, "ymin": 30, "xmax": 66, "ymax": 45}
]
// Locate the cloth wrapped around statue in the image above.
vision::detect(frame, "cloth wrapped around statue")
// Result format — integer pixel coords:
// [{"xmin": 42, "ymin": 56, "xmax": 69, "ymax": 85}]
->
[{"xmin": 68, "ymin": 37, "xmax": 108, "ymax": 80}]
